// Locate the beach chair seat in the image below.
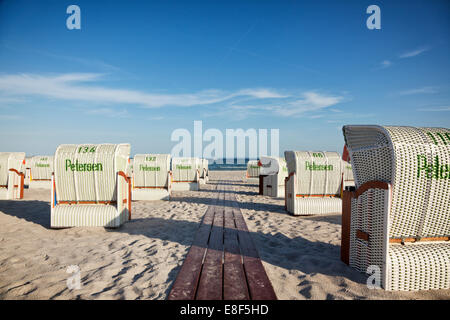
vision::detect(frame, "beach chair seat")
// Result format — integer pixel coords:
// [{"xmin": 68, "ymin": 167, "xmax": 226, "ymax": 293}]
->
[
  {"xmin": 132, "ymin": 154, "xmax": 171, "ymax": 200},
  {"xmin": 284, "ymin": 151, "xmax": 343, "ymax": 215},
  {"xmin": 259, "ymin": 156, "xmax": 288, "ymax": 198},
  {"xmin": 245, "ymin": 160, "xmax": 260, "ymax": 184},
  {"xmin": 0, "ymin": 152, "xmax": 25, "ymax": 200},
  {"xmin": 171, "ymin": 157, "xmax": 200, "ymax": 191},
  {"xmin": 51, "ymin": 144, "xmax": 131, "ymax": 228},
  {"xmin": 341, "ymin": 125, "xmax": 450, "ymax": 291},
  {"xmin": 29, "ymin": 156, "xmax": 54, "ymax": 189}
]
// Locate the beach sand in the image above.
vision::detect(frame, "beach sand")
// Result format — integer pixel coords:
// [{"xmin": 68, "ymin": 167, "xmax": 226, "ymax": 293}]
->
[{"xmin": 0, "ymin": 170, "xmax": 449, "ymax": 300}]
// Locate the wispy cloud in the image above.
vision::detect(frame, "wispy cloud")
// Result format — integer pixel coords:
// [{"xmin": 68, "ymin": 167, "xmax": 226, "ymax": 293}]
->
[
  {"xmin": 0, "ymin": 73, "xmax": 287, "ymax": 109},
  {"xmin": 398, "ymin": 86, "xmax": 438, "ymax": 96},
  {"xmin": 270, "ymin": 92, "xmax": 343, "ymax": 117},
  {"xmin": 204, "ymin": 91, "xmax": 344, "ymax": 119},
  {"xmin": 417, "ymin": 106, "xmax": 450, "ymax": 112},
  {"xmin": 399, "ymin": 46, "xmax": 431, "ymax": 58},
  {"xmin": 0, "ymin": 72, "xmax": 346, "ymax": 121}
]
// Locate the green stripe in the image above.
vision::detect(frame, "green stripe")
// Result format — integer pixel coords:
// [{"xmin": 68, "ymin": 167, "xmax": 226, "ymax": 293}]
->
[
  {"xmin": 445, "ymin": 132, "xmax": 450, "ymax": 143},
  {"xmin": 436, "ymin": 132, "xmax": 447, "ymax": 145},
  {"xmin": 427, "ymin": 132, "xmax": 438, "ymax": 145}
]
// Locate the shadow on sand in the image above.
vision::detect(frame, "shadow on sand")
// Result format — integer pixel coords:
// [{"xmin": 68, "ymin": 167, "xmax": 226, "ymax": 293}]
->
[{"xmin": 0, "ymin": 185, "xmax": 360, "ymax": 296}]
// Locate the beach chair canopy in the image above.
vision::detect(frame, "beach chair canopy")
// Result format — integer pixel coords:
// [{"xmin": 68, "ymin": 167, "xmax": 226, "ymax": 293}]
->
[
  {"xmin": 30, "ymin": 155, "xmax": 54, "ymax": 181},
  {"xmin": 285, "ymin": 151, "xmax": 342, "ymax": 196},
  {"xmin": 133, "ymin": 154, "xmax": 170, "ymax": 188},
  {"xmin": 344, "ymin": 125, "xmax": 450, "ymax": 239},
  {"xmin": 54, "ymin": 144, "xmax": 130, "ymax": 202},
  {"xmin": 342, "ymin": 125, "xmax": 450, "ymax": 290},
  {"xmin": 246, "ymin": 160, "xmax": 260, "ymax": 178},
  {"xmin": 0, "ymin": 152, "xmax": 25, "ymax": 187},
  {"xmin": 172, "ymin": 157, "xmax": 199, "ymax": 182}
]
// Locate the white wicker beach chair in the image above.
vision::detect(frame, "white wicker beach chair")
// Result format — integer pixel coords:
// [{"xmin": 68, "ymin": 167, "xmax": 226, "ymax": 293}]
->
[
  {"xmin": 171, "ymin": 157, "xmax": 200, "ymax": 191},
  {"xmin": 24, "ymin": 157, "xmax": 31, "ymax": 186},
  {"xmin": 132, "ymin": 154, "xmax": 172, "ymax": 200},
  {"xmin": 29, "ymin": 156, "xmax": 54, "ymax": 189},
  {"xmin": 0, "ymin": 152, "xmax": 25, "ymax": 200},
  {"xmin": 341, "ymin": 125, "xmax": 450, "ymax": 291},
  {"xmin": 51, "ymin": 144, "xmax": 131, "ymax": 228},
  {"xmin": 284, "ymin": 151, "xmax": 343, "ymax": 215},
  {"xmin": 126, "ymin": 158, "xmax": 134, "ymax": 177},
  {"xmin": 259, "ymin": 156, "xmax": 288, "ymax": 198},
  {"xmin": 245, "ymin": 160, "xmax": 260, "ymax": 184},
  {"xmin": 341, "ymin": 145, "xmax": 355, "ymax": 196},
  {"xmin": 199, "ymin": 158, "xmax": 209, "ymax": 184}
]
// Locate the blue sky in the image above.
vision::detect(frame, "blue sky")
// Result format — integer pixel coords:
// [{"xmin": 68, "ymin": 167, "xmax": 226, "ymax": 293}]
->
[{"xmin": 0, "ymin": 0, "xmax": 449, "ymax": 158}]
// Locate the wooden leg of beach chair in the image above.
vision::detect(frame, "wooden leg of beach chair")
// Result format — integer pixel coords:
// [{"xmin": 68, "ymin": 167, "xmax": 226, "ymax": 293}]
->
[{"xmin": 340, "ymin": 189, "xmax": 353, "ymax": 265}]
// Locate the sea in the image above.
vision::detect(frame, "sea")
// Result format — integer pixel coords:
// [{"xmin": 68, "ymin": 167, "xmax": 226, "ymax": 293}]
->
[{"xmin": 208, "ymin": 159, "xmax": 254, "ymax": 171}]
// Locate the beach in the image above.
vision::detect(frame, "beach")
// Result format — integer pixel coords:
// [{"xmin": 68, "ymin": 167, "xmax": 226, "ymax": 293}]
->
[{"xmin": 0, "ymin": 170, "xmax": 449, "ymax": 300}]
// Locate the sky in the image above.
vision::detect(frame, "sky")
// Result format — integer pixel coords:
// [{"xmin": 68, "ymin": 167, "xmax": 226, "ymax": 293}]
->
[{"xmin": 0, "ymin": 0, "xmax": 449, "ymax": 158}]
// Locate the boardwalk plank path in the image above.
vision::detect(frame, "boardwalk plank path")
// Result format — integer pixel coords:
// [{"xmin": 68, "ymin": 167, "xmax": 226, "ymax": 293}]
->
[{"xmin": 168, "ymin": 182, "xmax": 277, "ymax": 300}]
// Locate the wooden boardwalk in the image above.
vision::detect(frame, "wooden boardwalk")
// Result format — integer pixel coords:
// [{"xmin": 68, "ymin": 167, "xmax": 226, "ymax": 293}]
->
[{"xmin": 168, "ymin": 182, "xmax": 277, "ymax": 300}]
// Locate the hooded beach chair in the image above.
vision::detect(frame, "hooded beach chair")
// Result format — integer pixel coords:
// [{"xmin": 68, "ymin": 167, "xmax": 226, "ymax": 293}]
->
[
  {"xmin": 24, "ymin": 157, "xmax": 32, "ymax": 186},
  {"xmin": 132, "ymin": 154, "xmax": 172, "ymax": 200},
  {"xmin": 284, "ymin": 151, "xmax": 343, "ymax": 215},
  {"xmin": 0, "ymin": 152, "xmax": 25, "ymax": 200},
  {"xmin": 341, "ymin": 145, "xmax": 355, "ymax": 196},
  {"xmin": 199, "ymin": 158, "xmax": 209, "ymax": 184},
  {"xmin": 51, "ymin": 144, "xmax": 131, "ymax": 228},
  {"xmin": 245, "ymin": 160, "xmax": 260, "ymax": 184},
  {"xmin": 258, "ymin": 156, "xmax": 288, "ymax": 197},
  {"xmin": 341, "ymin": 125, "xmax": 449, "ymax": 291},
  {"xmin": 126, "ymin": 158, "xmax": 134, "ymax": 177},
  {"xmin": 29, "ymin": 156, "xmax": 54, "ymax": 189},
  {"xmin": 171, "ymin": 157, "xmax": 200, "ymax": 191}
]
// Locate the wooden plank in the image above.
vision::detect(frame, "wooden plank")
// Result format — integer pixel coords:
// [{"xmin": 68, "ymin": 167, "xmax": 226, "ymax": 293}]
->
[
  {"xmin": 195, "ymin": 191, "xmax": 224, "ymax": 300},
  {"xmin": 167, "ymin": 245, "xmax": 208, "ymax": 300},
  {"xmin": 242, "ymin": 256, "xmax": 277, "ymax": 300},
  {"xmin": 223, "ymin": 199, "xmax": 249, "ymax": 300},
  {"xmin": 169, "ymin": 182, "xmax": 276, "ymax": 301},
  {"xmin": 340, "ymin": 190, "xmax": 352, "ymax": 265},
  {"xmin": 167, "ymin": 185, "xmax": 219, "ymax": 300},
  {"xmin": 229, "ymin": 192, "xmax": 277, "ymax": 300}
]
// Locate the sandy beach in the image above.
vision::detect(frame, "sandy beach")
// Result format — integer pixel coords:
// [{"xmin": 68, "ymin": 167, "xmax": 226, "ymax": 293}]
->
[{"xmin": 0, "ymin": 170, "xmax": 449, "ymax": 300}]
